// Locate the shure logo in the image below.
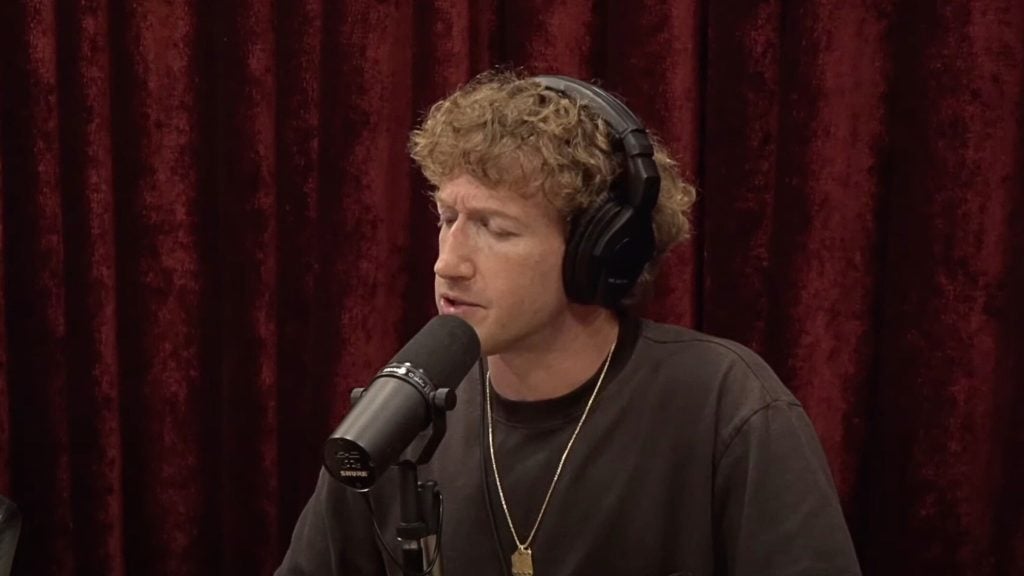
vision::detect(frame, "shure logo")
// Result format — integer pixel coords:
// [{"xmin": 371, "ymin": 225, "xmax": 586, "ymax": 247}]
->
[{"xmin": 339, "ymin": 470, "xmax": 370, "ymax": 477}]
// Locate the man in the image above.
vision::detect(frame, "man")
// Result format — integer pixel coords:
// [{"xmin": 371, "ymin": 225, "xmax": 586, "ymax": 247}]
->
[{"xmin": 277, "ymin": 71, "xmax": 861, "ymax": 576}]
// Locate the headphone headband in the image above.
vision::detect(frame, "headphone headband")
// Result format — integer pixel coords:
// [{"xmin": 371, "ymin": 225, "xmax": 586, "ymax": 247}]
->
[{"xmin": 532, "ymin": 75, "xmax": 660, "ymax": 214}]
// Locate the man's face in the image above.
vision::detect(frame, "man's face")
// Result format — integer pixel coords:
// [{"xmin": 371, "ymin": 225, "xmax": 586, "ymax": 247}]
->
[{"xmin": 434, "ymin": 174, "xmax": 569, "ymax": 355}]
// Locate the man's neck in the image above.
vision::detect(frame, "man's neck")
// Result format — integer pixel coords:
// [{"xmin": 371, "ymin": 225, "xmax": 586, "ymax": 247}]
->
[{"xmin": 486, "ymin": 308, "xmax": 620, "ymax": 401}]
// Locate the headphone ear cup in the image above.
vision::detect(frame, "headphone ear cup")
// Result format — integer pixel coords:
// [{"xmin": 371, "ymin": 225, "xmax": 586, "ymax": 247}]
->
[
  {"xmin": 564, "ymin": 201, "xmax": 621, "ymax": 304},
  {"xmin": 564, "ymin": 202, "xmax": 655, "ymax": 307},
  {"xmin": 599, "ymin": 209, "xmax": 655, "ymax": 305}
]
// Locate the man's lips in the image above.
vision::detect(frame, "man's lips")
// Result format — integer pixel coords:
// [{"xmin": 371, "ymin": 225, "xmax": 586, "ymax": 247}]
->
[{"xmin": 438, "ymin": 295, "xmax": 482, "ymax": 314}]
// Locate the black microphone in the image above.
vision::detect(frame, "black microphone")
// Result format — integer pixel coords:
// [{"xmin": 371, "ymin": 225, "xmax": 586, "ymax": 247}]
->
[{"xmin": 323, "ymin": 314, "xmax": 480, "ymax": 490}]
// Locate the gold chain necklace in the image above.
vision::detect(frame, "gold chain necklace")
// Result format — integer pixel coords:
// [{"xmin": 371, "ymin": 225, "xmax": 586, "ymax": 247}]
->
[{"xmin": 485, "ymin": 340, "xmax": 617, "ymax": 576}]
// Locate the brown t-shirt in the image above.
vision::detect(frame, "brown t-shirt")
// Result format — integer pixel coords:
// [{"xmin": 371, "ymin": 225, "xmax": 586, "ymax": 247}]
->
[{"xmin": 277, "ymin": 318, "xmax": 861, "ymax": 576}]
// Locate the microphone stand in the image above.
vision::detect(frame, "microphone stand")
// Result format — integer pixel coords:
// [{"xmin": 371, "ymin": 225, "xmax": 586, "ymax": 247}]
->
[
  {"xmin": 396, "ymin": 461, "xmax": 442, "ymax": 575},
  {"xmin": 350, "ymin": 385, "xmax": 456, "ymax": 576}
]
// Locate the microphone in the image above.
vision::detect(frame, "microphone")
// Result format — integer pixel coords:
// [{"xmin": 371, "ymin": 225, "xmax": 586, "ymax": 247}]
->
[{"xmin": 323, "ymin": 314, "xmax": 480, "ymax": 490}]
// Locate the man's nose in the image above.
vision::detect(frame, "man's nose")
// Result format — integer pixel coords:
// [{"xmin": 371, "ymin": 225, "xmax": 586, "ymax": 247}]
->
[{"xmin": 434, "ymin": 224, "xmax": 474, "ymax": 280}]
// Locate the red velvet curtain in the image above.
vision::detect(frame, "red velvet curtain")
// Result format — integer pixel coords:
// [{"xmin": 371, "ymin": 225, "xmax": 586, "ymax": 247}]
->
[{"xmin": 1, "ymin": 1, "xmax": 1021, "ymax": 575}]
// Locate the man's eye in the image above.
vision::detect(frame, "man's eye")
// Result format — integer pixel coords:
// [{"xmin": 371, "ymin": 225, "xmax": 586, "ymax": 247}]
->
[{"xmin": 486, "ymin": 224, "xmax": 515, "ymax": 238}]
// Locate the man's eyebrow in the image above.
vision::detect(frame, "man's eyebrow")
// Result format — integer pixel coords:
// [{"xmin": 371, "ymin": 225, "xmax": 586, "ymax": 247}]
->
[
  {"xmin": 471, "ymin": 208, "xmax": 524, "ymax": 225},
  {"xmin": 432, "ymin": 201, "xmax": 522, "ymax": 224}
]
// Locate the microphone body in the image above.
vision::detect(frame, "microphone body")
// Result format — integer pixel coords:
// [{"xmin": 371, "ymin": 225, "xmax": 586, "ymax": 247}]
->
[{"xmin": 324, "ymin": 315, "xmax": 480, "ymax": 490}]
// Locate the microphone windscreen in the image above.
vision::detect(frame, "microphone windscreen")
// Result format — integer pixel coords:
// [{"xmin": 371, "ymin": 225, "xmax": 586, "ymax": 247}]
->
[{"xmin": 389, "ymin": 314, "xmax": 480, "ymax": 389}]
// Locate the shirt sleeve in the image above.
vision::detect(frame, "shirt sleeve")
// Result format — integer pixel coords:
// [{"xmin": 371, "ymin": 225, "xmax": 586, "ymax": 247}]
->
[
  {"xmin": 275, "ymin": 469, "xmax": 386, "ymax": 576},
  {"xmin": 713, "ymin": 399, "xmax": 862, "ymax": 576}
]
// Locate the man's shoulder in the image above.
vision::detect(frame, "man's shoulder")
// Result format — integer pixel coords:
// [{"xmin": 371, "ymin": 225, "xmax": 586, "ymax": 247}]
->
[
  {"xmin": 636, "ymin": 318, "xmax": 740, "ymax": 350},
  {"xmin": 632, "ymin": 318, "xmax": 798, "ymax": 406}
]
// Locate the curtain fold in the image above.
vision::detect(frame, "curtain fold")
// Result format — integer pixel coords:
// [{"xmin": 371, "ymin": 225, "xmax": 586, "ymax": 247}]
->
[{"xmin": 1, "ymin": 1, "xmax": 1021, "ymax": 575}]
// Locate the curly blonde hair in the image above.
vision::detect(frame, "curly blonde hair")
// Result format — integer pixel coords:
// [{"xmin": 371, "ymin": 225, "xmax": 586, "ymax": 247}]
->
[{"xmin": 409, "ymin": 70, "xmax": 696, "ymax": 307}]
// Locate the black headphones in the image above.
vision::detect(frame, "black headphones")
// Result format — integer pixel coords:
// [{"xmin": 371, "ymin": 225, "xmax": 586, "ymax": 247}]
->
[{"xmin": 531, "ymin": 75, "xmax": 661, "ymax": 309}]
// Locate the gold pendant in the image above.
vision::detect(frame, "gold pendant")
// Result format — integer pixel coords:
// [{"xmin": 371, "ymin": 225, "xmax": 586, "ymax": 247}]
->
[{"xmin": 511, "ymin": 547, "xmax": 534, "ymax": 576}]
